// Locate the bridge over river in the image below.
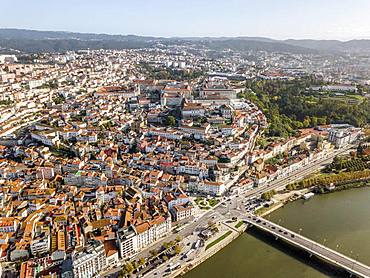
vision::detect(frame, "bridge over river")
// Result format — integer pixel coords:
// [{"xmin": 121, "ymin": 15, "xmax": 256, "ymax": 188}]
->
[{"xmin": 244, "ymin": 214, "xmax": 370, "ymax": 278}]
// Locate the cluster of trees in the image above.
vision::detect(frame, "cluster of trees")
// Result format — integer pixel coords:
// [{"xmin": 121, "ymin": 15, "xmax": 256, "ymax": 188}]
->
[
  {"xmin": 286, "ymin": 183, "xmax": 298, "ymax": 191},
  {"xmin": 325, "ymin": 155, "xmax": 370, "ymax": 173},
  {"xmin": 288, "ymin": 170, "xmax": 370, "ymax": 190},
  {"xmin": 39, "ymin": 79, "xmax": 59, "ymax": 89},
  {"xmin": 101, "ymin": 120, "xmax": 117, "ymax": 129},
  {"xmin": 52, "ymin": 95, "xmax": 65, "ymax": 105},
  {"xmin": 218, "ymin": 156, "xmax": 231, "ymax": 163},
  {"xmin": 118, "ymin": 236, "xmax": 182, "ymax": 277},
  {"xmin": 140, "ymin": 63, "xmax": 204, "ymax": 81},
  {"xmin": 265, "ymin": 153, "xmax": 285, "ymax": 165},
  {"xmin": 165, "ymin": 115, "xmax": 176, "ymax": 126},
  {"xmin": 118, "ymin": 258, "xmax": 146, "ymax": 277},
  {"xmin": 239, "ymin": 77, "xmax": 369, "ymax": 137},
  {"xmin": 325, "ymin": 181, "xmax": 370, "ymax": 193},
  {"xmin": 128, "ymin": 142, "xmax": 139, "ymax": 154},
  {"xmin": 0, "ymin": 99, "xmax": 13, "ymax": 106},
  {"xmin": 261, "ymin": 189, "xmax": 276, "ymax": 200}
]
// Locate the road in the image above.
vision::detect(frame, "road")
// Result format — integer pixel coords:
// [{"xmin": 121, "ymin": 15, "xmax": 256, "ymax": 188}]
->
[
  {"xmin": 238, "ymin": 145, "xmax": 354, "ymax": 200},
  {"xmin": 143, "ymin": 234, "xmax": 201, "ymax": 278}
]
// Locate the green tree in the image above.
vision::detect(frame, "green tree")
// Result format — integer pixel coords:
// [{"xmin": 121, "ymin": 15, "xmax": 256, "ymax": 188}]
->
[
  {"xmin": 311, "ymin": 116, "xmax": 318, "ymax": 127},
  {"xmin": 149, "ymin": 249, "xmax": 158, "ymax": 257},
  {"xmin": 118, "ymin": 269, "xmax": 126, "ymax": 278},
  {"xmin": 317, "ymin": 116, "xmax": 327, "ymax": 125},
  {"xmin": 303, "ymin": 116, "xmax": 311, "ymax": 128},
  {"xmin": 174, "ymin": 244, "xmax": 182, "ymax": 255},
  {"xmin": 124, "ymin": 262, "xmax": 135, "ymax": 274},
  {"xmin": 244, "ymin": 77, "xmax": 369, "ymax": 136},
  {"xmin": 261, "ymin": 192, "xmax": 271, "ymax": 200},
  {"xmin": 162, "ymin": 242, "xmax": 172, "ymax": 250},
  {"xmin": 166, "ymin": 116, "xmax": 176, "ymax": 127},
  {"xmin": 138, "ymin": 258, "xmax": 146, "ymax": 266},
  {"xmin": 53, "ymin": 95, "xmax": 65, "ymax": 105},
  {"xmin": 261, "ymin": 190, "xmax": 276, "ymax": 200}
]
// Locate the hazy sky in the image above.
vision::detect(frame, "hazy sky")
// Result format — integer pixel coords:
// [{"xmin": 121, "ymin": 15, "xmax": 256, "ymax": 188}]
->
[{"xmin": 2, "ymin": 0, "xmax": 370, "ymax": 40}]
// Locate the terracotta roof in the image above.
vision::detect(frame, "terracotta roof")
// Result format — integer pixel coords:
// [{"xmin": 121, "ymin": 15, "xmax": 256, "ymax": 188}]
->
[
  {"xmin": 135, "ymin": 222, "xmax": 150, "ymax": 234},
  {"xmin": 103, "ymin": 240, "xmax": 118, "ymax": 257}
]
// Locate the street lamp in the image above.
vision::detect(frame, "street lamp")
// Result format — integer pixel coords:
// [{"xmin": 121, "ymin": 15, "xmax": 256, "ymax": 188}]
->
[
  {"xmin": 334, "ymin": 244, "xmax": 340, "ymax": 264},
  {"xmin": 322, "ymin": 238, "xmax": 327, "ymax": 246},
  {"xmin": 298, "ymin": 228, "xmax": 303, "ymax": 235},
  {"xmin": 352, "ymin": 254, "xmax": 359, "ymax": 270}
]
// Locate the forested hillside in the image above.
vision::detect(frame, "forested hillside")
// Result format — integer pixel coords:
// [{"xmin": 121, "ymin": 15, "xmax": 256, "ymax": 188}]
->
[{"xmin": 239, "ymin": 77, "xmax": 369, "ymax": 137}]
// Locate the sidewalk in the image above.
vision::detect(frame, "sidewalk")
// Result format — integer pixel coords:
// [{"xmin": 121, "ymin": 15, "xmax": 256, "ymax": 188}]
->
[
  {"xmin": 170, "ymin": 219, "xmax": 247, "ymax": 278},
  {"xmin": 171, "ymin": 228, "xmax": 241, "ymax": 277}
]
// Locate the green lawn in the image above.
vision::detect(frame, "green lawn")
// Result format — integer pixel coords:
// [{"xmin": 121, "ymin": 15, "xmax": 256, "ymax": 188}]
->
[
  {"xmin": 205, "ymin": 231, "xmax": 232, "ymax": 250},
  {"xmin": 320, "ymin": 94, "xmax": 364, "ymax": 104},
  {"xmin": 208, "ymin": 198, "xmax": 219, "ymax": 207},
  {"xmin": 255, "ymin": 206, "xmax": 270, "ymax": 216},
  {"xmin": 195, "ymin": 197, "xmax": 219, "ymax": 210},
  {"xmin": 347, "ymin": 94, "xmax": 365, "ymax": 101},
  {"xmin": 235, "ymin": 221, "xmax": 244, "ymax": 228}
]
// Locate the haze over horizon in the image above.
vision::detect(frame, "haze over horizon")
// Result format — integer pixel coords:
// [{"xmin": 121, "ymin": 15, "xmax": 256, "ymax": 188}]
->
[{"xmin": 2, "ymin": 0, "xmax": 370, "ymax": 41}]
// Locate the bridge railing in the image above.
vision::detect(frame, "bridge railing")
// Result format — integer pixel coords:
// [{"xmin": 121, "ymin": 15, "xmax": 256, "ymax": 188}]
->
[{"xmin": 244, "ymin": 215, "xmax": 370, "ymax": 278}]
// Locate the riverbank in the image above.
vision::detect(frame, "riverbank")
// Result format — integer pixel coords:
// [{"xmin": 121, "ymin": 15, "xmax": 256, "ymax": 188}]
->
[
  {"xmin": 180, "ymin": 182, "xmax": 370, "ymax": 277},
  {"xmin": 256, "ymin": 188, "xmax": 309, "ymax": 217},
  {"xmin": 173, "ymin": 221, "xmax": 247, "ymax": 277},
  {"xmin": 184, "ymin": 186, "xmax": 370, "ymax": 278},
  {"xmin": 259, "ymin": 179, "xmax": 370, "ymax": 218},
  {"xmin": 174, "ymin": 191, "xmax": 303, "ymax": 277},
  {"xmin": 175, "ymin": 189, "xmax": 308, "ymax": 277},
  {"xmin": 261, "ymin": 177, "xmax": 370, "ymax": 214},
  {"xmin": 318, "ymin": 180, "xmax": 370, "ymax": 194}
]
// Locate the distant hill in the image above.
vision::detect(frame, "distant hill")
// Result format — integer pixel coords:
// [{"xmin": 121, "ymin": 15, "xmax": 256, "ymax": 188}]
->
[
  {"xmin": 1, "ymin": 28, "xmax": 370, "ymax": 54},
  {"xmin": 284, "ymin": 39, "xmax": 370, "ymax": 52},
  {"xmin": 0, "ymin": 29, "xmax": 158, "ymax": 52},
  {"xmin": 200, "ymin": 39, "xmax": 316, "ymax": 54},
  {"xmin": 0, "ymin": 38, "xmax": 153, "ymax": 53},
  {"xmin": 0, "ymin": 28, "xmax": 158, "ymax": 42}
]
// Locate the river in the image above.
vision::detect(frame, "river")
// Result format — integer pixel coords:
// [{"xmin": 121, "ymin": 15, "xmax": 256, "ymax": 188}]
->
[{"xmin": 185, "ymin": 187, "xmax": 370, "ymax": 278}]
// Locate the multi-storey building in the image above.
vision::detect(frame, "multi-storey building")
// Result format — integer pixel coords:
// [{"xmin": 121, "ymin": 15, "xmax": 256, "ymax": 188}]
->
[
  {"xmin": 117, "ymin": 226, "xmax": 138, "ymax": 259},
  {"xmin": 72, "ymin": 241, "xmax": 107, "ymax": 278}
]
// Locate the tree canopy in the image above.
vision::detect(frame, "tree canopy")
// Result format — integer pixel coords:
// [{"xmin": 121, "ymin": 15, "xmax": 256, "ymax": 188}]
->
[
  {"xmin": 239, "ymin": 77, "xmax": 369, "ymax": 137},
  {"xmin": 165, "ymin": 115, "xmax": 176, "ymax": 127}
]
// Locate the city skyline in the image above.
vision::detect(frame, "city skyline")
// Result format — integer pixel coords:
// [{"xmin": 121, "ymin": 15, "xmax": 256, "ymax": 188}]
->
[
  {"xmin": 2, "ymin": 0, "xmax": 370, "ymax": 40},
  {"xmin": 1, "ymin": 1, "xmax": 370, "ymax": 278}
]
